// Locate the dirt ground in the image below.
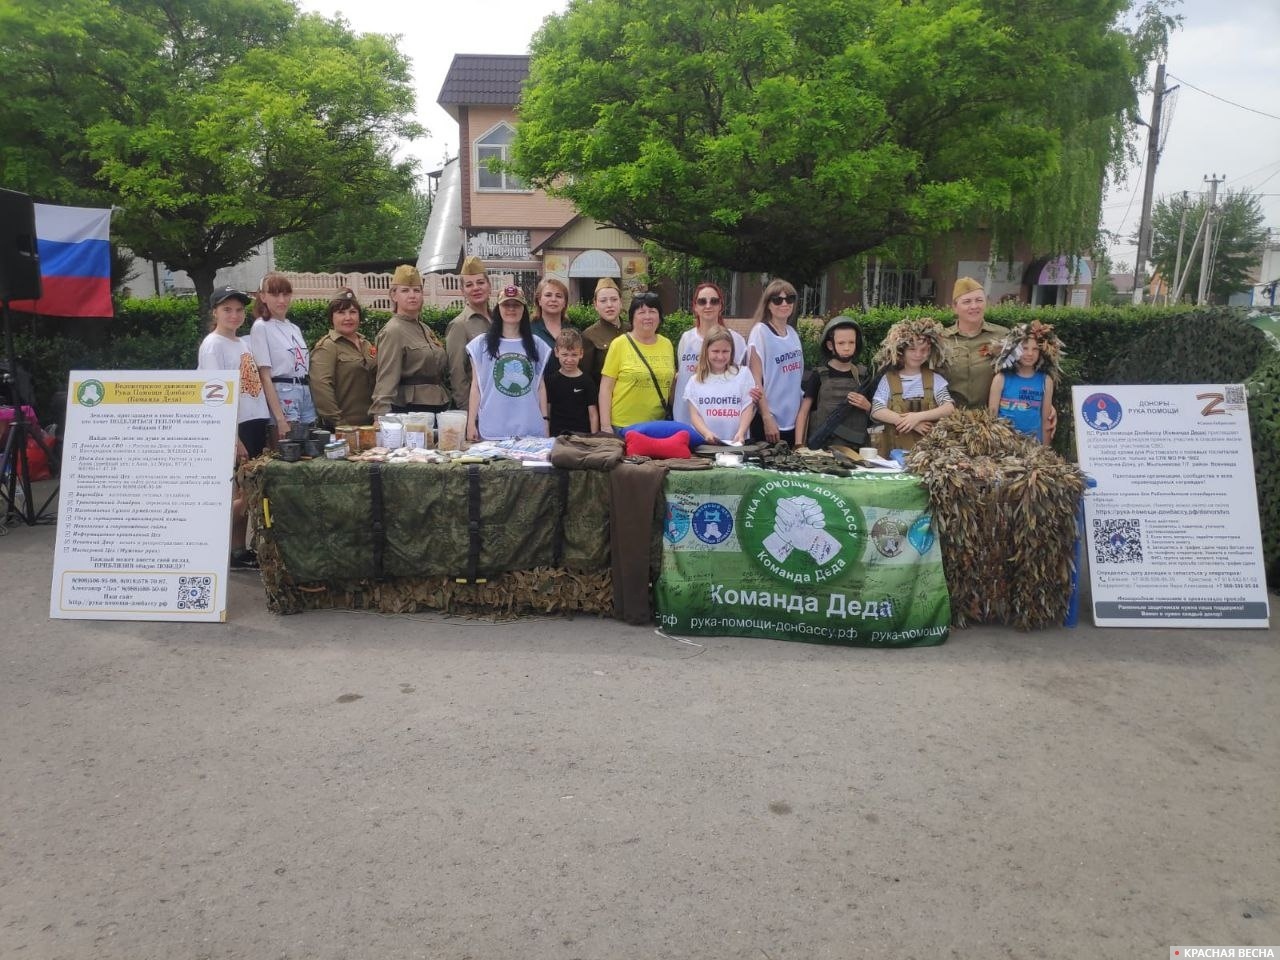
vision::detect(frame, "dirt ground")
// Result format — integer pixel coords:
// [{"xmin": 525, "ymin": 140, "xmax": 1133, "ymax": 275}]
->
[{"xmin": 2, "ymin": 510, "xmax": 1277, "ymax": 960}]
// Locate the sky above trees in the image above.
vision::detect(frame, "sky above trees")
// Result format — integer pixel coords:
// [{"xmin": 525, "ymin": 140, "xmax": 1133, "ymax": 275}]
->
[{"xmin": 299, "ymin": 0, "xmax": 1279, "ymax": 259}]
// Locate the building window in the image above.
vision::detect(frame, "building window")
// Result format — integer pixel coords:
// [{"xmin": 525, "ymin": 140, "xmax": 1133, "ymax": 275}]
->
[
  {"xmin": 864, "ymin": 262, "xmax": 921, "ymax": 307},
  {"xmin": 475, "ymin": 123, "xmax": 528, "ymax": 192},
  {"xmin": 800, "ymin": 276, "xmax": 827, "ymax": 316}
]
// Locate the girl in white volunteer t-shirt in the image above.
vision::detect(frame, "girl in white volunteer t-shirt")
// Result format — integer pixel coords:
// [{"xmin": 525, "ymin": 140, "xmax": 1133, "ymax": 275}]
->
[
  {"xmin": 683, "ymin": 327, "xmax": 755, "ymax": 445},
  {"xmin": 672, "ymin": 281, "xmax": 747, "ymax": 424}
]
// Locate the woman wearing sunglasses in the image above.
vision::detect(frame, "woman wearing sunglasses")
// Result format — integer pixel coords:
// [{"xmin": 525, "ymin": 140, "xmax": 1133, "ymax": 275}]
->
[
  {"xmin": 747, "ymin": 279, "xmax": 805, "ymax": 443},
  {"xmin": 597, "ymin": 291, "xmax": 676, "ymax": 432},
  {"xmin": 672, "ymin": 281, "xmax": 747, "ymax": 425}
]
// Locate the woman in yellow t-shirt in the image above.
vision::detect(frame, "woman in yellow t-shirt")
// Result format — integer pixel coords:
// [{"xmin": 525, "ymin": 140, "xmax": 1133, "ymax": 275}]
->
[{"xmin": 598, "ymin": 292, "xmax": 676, "ymax": 431}]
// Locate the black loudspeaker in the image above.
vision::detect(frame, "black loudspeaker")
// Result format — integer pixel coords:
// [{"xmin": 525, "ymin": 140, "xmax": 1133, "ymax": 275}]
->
[{"xmin": 0, "ymin": 188, "xmax": 42, "ymax": 302}]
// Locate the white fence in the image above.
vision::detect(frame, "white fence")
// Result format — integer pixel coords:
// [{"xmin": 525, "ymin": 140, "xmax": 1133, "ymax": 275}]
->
[{"xmin": 280, "ymin": 271, "xmax": 515, "ymax": 312}]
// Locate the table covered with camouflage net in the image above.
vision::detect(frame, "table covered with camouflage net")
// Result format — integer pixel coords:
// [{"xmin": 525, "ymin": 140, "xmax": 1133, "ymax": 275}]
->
[{"xmin": 243, "ymin": 458, "xmax": 614, "ymax": 616}]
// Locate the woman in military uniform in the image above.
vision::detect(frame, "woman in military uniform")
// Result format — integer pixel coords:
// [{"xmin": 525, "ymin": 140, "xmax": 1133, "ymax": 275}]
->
[
  {"xmin": 310, "ymin": 288, "xmax": 376, "ymax": 430},
  {"xmin": 370, "ymin": 265, "xmax": 451, "ymax": 416}
]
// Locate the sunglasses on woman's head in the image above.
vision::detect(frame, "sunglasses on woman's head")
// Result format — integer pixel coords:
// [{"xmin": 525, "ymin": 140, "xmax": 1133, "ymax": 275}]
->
[
  {"xmin": 770, "ymin": 294, "xmax": 798, "ymax": 305},
  {"xmin": 696, "ymin": 296, "xmax": 721, "ymax": 306},
  {"xmin": 633, "ymin": 291, "xmax": 661, "ymax": 306}
]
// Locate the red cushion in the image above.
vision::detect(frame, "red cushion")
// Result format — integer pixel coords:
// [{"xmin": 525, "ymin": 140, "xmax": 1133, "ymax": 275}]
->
[{"xmin": 626, "ymin": 429, "xmax": 691, "ymax": 459}]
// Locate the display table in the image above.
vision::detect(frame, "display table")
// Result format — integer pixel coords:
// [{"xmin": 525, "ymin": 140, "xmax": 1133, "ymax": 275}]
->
[
  {"xmin": 655, "ymin": 470, "xmax": 950, "ymax": 646},
  {"xmin": 246, "ymin": 458, "xmax": 615, "ymax": 616},
  {"xmin": 247, "ymin": 458, "xmax": 951, "ymax": 646}
]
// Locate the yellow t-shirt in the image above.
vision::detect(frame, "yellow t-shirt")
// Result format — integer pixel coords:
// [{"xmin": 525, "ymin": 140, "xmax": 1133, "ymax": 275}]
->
[{"xmin": 602, "ymin": 334, "xmax": 676, "ymax": 427}]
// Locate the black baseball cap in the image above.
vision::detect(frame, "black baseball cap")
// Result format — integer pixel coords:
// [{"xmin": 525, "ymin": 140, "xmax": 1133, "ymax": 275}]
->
[{"xmin": 209, "ymin": 285, "xmax": 250, "ymax": 309}]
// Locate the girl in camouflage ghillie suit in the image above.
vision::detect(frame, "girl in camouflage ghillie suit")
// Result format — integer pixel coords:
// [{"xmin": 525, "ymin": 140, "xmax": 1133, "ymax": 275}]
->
[
  {"xmin": 987, "ymin": 320, "xmax": 1065, "ymax": 444},
  {"xmin": 869, "ymin": 317, "xmax": 956, "ymax": 452}
]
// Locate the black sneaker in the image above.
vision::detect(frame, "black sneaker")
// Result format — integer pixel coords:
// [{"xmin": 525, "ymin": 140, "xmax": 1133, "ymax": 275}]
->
[{"xmin": 230, "ymin": 548, "xmax": 259, "ymax": 569}]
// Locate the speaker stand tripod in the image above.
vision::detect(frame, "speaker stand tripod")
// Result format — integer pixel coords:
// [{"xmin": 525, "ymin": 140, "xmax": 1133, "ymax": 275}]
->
[{"xmin": 2, "ymin": 299, "xmax": 59, "ymax": 525}]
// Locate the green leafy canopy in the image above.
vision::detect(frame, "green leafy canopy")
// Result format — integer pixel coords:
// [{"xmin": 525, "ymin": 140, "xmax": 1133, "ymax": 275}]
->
[
  {"xmin": 0, "ymin": 0, "xmax": 422, "ymax": 305},
  {"xmin": 512, "ymin": 0, "xmax": 1173, "ymax": 282}
]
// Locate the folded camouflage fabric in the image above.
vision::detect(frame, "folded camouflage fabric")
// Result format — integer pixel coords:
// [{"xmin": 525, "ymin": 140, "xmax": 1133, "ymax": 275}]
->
[{"xmin": 550, "ymin": 434, "xmax": 625, "ymax": 470}]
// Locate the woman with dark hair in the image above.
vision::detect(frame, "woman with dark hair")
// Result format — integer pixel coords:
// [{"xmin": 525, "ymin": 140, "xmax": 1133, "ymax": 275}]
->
[
  {"xmin": 465, "ymin": 285, "xmax": 552, "ymax": 440},
  {"xmin": 250, "ymin": 271, "xmax": 314, "ymax": 439},
  {"xmin": 309, "ymin": 288, "xmax": 376, "ymax": 430},
  {"xmin": 746, "ymin": 278, "xmax": 804, "ymax": 443},
  {"xmin": 597, "ymin": 291, "xmax": 677, "ymax": 432},
  {"xmin": 673, "ymin": 280, "xmax": 747, "ymax": 424}
]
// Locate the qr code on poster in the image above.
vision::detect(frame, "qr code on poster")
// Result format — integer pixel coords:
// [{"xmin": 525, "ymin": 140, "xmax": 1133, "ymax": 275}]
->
[
  {"xmin": 1092, "ymin": 518, "xmax": 1143, "ymax": 564},
  {"xmin": 176, "ymin": 576, "xmax": 213, "ymax": 610}
]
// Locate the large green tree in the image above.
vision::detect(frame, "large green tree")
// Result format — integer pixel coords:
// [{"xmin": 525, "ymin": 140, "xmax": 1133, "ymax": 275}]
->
[
  {"xmin": 512, "ymin": 0, "xmax": 1173, "ymax": 282},
  {"xmin": 0, "ymin": 0, "xmax": 421, "ymax": 306},
  {"xmin": 1150, "ymin": 189, "xmax": 1268, "ymax": 304},
  {"xmin": 274, "ymin": 181, "xmax": 430, "ymax": 272}
]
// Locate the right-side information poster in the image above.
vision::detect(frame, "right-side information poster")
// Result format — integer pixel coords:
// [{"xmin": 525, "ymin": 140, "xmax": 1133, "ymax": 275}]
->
[{"xmin": 1073, "ymin": 384, "xmax": 1270, "ymax": 628}]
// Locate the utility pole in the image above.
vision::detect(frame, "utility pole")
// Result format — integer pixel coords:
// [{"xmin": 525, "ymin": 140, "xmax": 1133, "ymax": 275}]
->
[
  {"xmin": 1197, "ymin": 174, "xmax": 1223, "ymax": 305},
  {"xmin": 1169, "ymin": 190, "xmax": 1190, "ymax": 305},
  {"xmin": 1172, "ymin": 201, "xmax": 1208, "ymax": 304},
  {"xmin": 1132, "ymin": 63, "xmax": 1168, "ymax": 305}
]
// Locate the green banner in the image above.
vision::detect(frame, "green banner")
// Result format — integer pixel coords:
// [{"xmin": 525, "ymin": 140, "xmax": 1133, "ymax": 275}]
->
[{"xmin": 655, "ymin": 469, "xmax": 950, "ymax": 647}]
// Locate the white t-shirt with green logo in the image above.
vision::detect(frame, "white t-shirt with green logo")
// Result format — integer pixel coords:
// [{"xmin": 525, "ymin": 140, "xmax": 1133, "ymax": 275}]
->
[{"xmin": 466, "ymin": 335, "xmax": 552, "ymax": 439}]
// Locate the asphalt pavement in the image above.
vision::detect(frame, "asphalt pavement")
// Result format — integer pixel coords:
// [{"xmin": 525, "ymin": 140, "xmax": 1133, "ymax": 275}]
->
[{"xmin": 2, "ymin": 489, "xmax": 1277, "ymax": 960}]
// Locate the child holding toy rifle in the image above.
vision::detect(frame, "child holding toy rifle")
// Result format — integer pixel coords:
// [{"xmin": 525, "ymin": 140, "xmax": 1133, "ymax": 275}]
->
[{"xmin": 795, "ymin": 316, "xmax": 874, "ymax": 451}]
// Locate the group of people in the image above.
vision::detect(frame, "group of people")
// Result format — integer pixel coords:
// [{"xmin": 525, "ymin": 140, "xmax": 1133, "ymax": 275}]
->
[
  {"xmin": 793, "ymin": 277, "xmax": 1063, "ymax": 454},
  {"xmin": 196, "ymin": 266, "xmax": 1063, "ymax": 564}
]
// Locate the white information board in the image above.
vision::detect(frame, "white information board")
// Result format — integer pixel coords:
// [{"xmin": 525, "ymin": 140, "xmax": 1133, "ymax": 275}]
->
[
  {"xmin": 1073, "ymin": 384, "xmax": 1270, "ymax": 628},
  {"xmin": 50, "ymin": 371, "xmax": 239, "ymax": 622}
]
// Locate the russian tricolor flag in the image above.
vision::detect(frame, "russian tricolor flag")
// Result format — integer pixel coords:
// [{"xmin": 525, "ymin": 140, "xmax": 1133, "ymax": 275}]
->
[{"xmin": 10, "ymin": 204, "xmax": 113, "ymax": 318}]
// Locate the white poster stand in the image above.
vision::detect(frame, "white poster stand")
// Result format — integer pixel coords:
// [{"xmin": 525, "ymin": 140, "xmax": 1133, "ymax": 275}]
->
[
  {"xmin": 1073, "ymin": 384, "xmax": 1270, "ymax": 628},
  {"xmin": 50, "ymin": 371, "xmax": 239, "ymax": 622}
]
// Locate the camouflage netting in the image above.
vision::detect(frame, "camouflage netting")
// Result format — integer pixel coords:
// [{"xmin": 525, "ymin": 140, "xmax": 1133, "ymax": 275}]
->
[
  {"xmin": 907, "ymin": 409, "xmax": 1087, "ymax": 629},
  {"xmin": 1246, "ymin": 350, "xmax": 1280, "ymax": 584},
  {"xmin": 240, "ymin": 458, "xmax": 614, "ymax": 616}
]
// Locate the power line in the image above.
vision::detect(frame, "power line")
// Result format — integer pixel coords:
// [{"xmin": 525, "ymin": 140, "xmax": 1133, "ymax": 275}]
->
[
  {"xmin": 1233, "ymin": 159, "xmax": 1280, "ymax": 181},
  {"xmin": 1166, "ymin": 73, "xmax": 1280, "ymax": 122},
  {"xmin": 1252, "ymin": 168, "xmax": 1280, "ymax": 190}
]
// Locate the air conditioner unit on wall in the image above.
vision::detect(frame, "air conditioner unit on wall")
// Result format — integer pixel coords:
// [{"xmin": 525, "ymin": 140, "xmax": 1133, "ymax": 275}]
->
[{"xmin": 917, "ymin": 278, "xmax": 935, "ymax": 298}]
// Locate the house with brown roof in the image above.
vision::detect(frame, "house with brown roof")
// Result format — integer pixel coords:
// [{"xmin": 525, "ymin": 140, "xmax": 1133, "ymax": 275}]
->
[
  {"xmin": 420, "ymin": 54, "xmax": 647, "ymax": 305},
  {"xmin": 419, "ymin": 54, "xmax": 1094, "ymax": 315}
]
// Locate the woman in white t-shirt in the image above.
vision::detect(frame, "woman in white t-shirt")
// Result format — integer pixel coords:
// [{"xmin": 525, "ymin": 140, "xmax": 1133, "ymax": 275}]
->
[
  {"xmin": 465, "ymin": 285, "xmax": 552, "ymax": 441},
  {"xmin": 673, "ymin": 281, "xmax": 747, "ymax": 424},
  {"xmin": 747, "ymin": 278, "xmax": 805, "ymax": 443},
  {"xmin": 249, "ymin": 272, "xmax": 314, "ymax": 440},
  {"xmin": 196, "ymin": 286, "xmax": 269, "ymax": 568},
  {"xmin": 683, "ymin": 327, "xmax": 755, "ymax": 444}
]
